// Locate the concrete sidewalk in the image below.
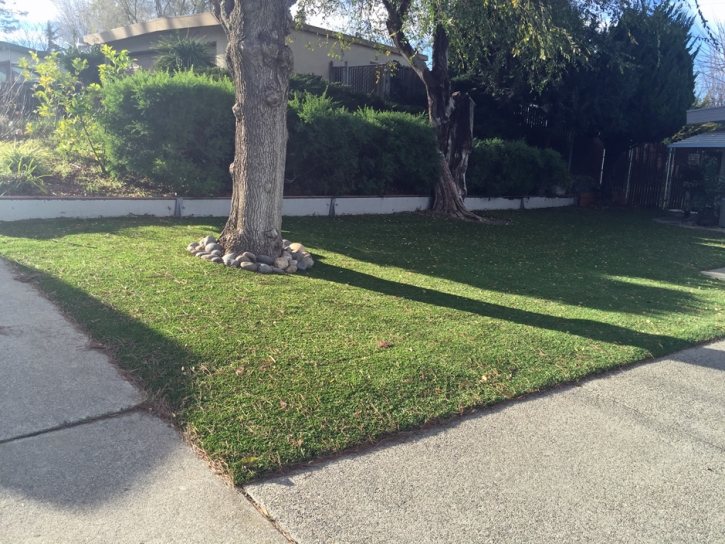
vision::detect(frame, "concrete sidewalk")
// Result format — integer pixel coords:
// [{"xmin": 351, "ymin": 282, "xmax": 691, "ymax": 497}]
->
[
  {"xmin": 0, "ymin": 258, "xmax": 287, "ymax": 543},
  {"xmin": 247, "ymin": 342, "xmax": 725, "ymax": 543}
]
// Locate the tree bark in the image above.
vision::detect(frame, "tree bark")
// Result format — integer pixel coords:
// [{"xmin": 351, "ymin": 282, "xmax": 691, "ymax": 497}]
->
[
  {"xmin": 210, "ymin": 0, "xmax": 295, "ymax": 257},
  {"xmin": 383, "ymin": 4, "xmax": 481, "ymax": 221}
]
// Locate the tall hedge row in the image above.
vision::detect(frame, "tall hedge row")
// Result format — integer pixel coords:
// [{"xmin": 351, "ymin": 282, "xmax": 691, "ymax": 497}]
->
[{"xmin": 99, "ymin": 70, "xmax": 570, "ymax": 197}]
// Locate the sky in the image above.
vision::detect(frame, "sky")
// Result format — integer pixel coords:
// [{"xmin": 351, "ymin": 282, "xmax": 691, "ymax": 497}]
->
[
  {"xmin": 13, "ymin": 0, "xmax": 725, "ymax": 33},
  {"xmin": 9, "ymin": 0, "xmax": 725, "ymax": 56}
]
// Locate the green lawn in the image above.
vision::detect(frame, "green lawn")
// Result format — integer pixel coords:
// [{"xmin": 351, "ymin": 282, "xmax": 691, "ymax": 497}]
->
[{"xmin": 1, "ymin": 208, "xmax": 724, "ymax": 483}]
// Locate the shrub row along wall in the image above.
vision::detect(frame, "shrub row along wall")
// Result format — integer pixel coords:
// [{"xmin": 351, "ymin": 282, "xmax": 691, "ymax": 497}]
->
[
  {"xmin": 0, "ymin": 196, "xmax": 575, "ymax": 222},
  {"xmin": 99, "ymin": 71, "xmax": 572, "ymax": 198}
]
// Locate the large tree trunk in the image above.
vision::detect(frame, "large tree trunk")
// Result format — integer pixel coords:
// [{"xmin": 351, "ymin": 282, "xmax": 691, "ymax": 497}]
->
[
  {"xmin": 384, "ymin": 8, "xmax": 481, "ymax": 221},
  {"xmin": 211, "ymin": 0, "xmax": 294, "ymax": 257}
]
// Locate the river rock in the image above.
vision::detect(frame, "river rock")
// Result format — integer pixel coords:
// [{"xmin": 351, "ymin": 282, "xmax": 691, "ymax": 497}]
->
[
  {"xmin": 282, "ymin": 251, "xmax": 292, "ymax": 260},
  {"xmin": 258, "ymin": 263, "xmax": 273, "ymax": 274},
  {"xmin": 296, "ymin": 261, "xmax": 307, "ymax": 271},
  {"xmin": 301, "ymin": 257, "xmax": 314, "ymax": 268},
  {"xmin": 285, "ymin": 264, "xmax": 298, "ymax": 274},
  {"xmin": 289, "ymin": 243, "xmax": 305, "ymax": 253},
  {"xmin": 282, "ymin": 239, "xmax": 291, "ymax": 247},
  {"xmin": 257, "ymin": 255, "xmax": 274, "ymax": 266},
  {"xmin": 201, "ymin": 253, "xmax": 215, "ymax": 260},
  {"xmin": 211, "ymin": 257, "xmax": 224, "ymax": 264},
  {"xmin": 274, "ymin": 257, "xmax": 290, "ymax": 269},
  {"xmin": 202, "ymin": 235, "xmax": 216, "ymax": 245},
  {"xmin": 210, "ymin": 250, "xmax": 221, "ymax": 257},
  {"xmin": 240, "ymin": 262, "xmax": 259, "ymax": 272},
  {"xmin": 272, "ymin": 267, "xmax": 286, "ymax": 274},
  {"xmin": 228, "ymin": 260, "xmax": 240, "ymax": 268},
  {"xmin": 236, "ymin": 254, "xmax": 252, "ymax": 263},
  {"xmin": 222, "ymin": 254, "xmax": 236, "ymax": 266},
  {"xmin": 187, "ymin": 243, "xmax": 200, "ymax": 252},
  {"xmin": 240, "ymin": 251, "xmax": 256, "ymax": 263},
  {"xmin": 205, "ymin": 243, "xmax": 222, "ymax": 253}
]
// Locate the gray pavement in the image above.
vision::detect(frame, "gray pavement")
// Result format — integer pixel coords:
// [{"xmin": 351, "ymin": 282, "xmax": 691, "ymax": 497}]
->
[
  {"xmin": 0, "ymin": 258, "xmax": 287, "ymax": 544},
  {"xmin": 247, "ymin": 342, "xmax": 725, "ymax": 543}
]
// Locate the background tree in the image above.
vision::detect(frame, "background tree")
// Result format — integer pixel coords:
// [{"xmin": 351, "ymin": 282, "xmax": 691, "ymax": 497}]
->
[
  {"xmin": 297, "ymin": 0, "xmax": 576, "ymax": 220},
  {"xmin": 209, "ymin": 0, "xmax": 295, "ymax": 257},
  {"xmin": 52, "ymin": 0, "xmax": 208, "ymax": 45},
  {"xmin": 0, "ymin": 0, "xmax": 24, "ymax": 33}
]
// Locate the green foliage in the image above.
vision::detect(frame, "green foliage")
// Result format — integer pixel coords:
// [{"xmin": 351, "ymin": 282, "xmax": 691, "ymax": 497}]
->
[
  {"xmin": 20, "ymin": 45, "xmax": 133, "ymax": 172},
  {"xmin": 0, "ymin": 141, "xmax": 50, "ymax": 195},
  {"xmin": 539, "ymin": 0, "xmax": 695, "ymax": 151},
  {"xmin": 467, "ymin": 139, "xmax": 571, "ymax": 197},
  {"xmin": 290, "ymin": 73, "xmax": 423, "ymax": 114},
  {"xmin": 152, "ymin": 33, "xmax": 215, "ymax": 72},
  {"xmin": 285, "ymin": 92, "xmax": 439, "ymax": 196},
  {"xmin": 58, "ymin": 45, "xmax": 106, "ymax": 86},
  {"xmin": 100, "ymin": 70, "xmax": 235, "ymax": 196}
]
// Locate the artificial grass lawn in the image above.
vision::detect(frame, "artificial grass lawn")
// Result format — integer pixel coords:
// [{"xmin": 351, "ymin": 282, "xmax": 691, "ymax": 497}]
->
[{"xmin": 1, "ymin": 208, "xmax": 724, "ymax": 483}]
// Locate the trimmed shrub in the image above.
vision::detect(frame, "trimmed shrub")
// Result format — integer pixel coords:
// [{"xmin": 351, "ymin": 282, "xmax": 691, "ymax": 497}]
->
[
  {"xmin": 100, "ymin": 72, "xmax": 437, "ymax": 197},
  {"xmin": 285, "ymin": 93, "xmax": 439, "ymax": 196},
  {"xmin": 467, "ymin": 138, "xmax": 571, "ymax": 197},
  {"xmin": 100, "ymin": 70, "xmax": 235, "ymax": 196}
]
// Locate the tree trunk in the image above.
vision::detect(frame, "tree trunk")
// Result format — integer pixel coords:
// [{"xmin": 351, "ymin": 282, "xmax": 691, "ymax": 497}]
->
[
  {"xmin": 211, "ymin": 0, "xmax": 294, "ymax": 257},
  {"xmin": 384, "ymin": 11, "xmax": 481, "ymax": 221}
]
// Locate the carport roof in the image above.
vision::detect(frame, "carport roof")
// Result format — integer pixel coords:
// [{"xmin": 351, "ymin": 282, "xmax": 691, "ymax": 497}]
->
[{"xmin": 668, "ymin": 131, "xmax": 725, "ymax": 148}]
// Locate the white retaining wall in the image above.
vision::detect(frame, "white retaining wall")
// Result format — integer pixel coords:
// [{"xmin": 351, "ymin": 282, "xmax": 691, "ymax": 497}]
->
[{"xmin": 0, "ymin": 196, "xmax": 575, "ymax": 222}]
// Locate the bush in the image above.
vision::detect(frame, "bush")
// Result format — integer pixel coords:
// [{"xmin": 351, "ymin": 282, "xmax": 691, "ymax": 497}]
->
[
  {"xmin": 100, "ymin": 71, "xmax": 437, "ymax": 197},
  {"xmin": 467, "ymin": 138, "xmax": 571, "ymax": 197},
  {"xmin": 285, "ymin": 93, "xmax": 439, "ymax": 196},
  {"xmin": 100, "ymin": 70, "xmax": 235, "ymax": 196}
]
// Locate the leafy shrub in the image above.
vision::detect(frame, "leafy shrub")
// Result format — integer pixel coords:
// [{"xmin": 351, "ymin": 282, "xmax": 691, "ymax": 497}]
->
[
  {"xmin": 100, "ymin": 70, "xmax": 235, "ymax": 196},
  {"xmin": 467, "ymin": 138, "xmax": 571, "ymax": 197},
  {"xmin": 285, "ymin": 93, "xmax": 439, "ymax": 196}
]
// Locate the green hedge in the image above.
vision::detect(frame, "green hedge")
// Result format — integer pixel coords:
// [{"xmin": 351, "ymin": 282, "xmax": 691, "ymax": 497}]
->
[
  {"xmin": 467, "ymin": 138, "xmax": 571, "ymax": 197},
  {"xmin": 100, "ymin": 71, "xmax": 439, "ymax": 197},
  {"xmin": 101, "ymin": 70, "xmax": 235, "ymax": 196},
  {"xmin": 285, "ymin": 93, "xmax": 439, "ymax": 196}
]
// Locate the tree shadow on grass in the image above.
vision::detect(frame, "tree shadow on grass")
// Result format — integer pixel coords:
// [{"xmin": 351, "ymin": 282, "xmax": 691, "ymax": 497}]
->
[
  {"xmin": 284, "ymin": 209, "xmax": 725, "ymax": 319},
  {"xmin": 0, "ymin": 260, "xmax": 199, "ymax": 510},
  {"xmin": 312, "ymin": 260, "xmax": 689, "ymax": 356}
]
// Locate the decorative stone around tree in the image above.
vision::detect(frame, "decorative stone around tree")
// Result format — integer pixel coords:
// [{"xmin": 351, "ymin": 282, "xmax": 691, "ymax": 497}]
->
[{"xmin": 187, "ymin": 236, "xmax": 314, "ymax": 274}]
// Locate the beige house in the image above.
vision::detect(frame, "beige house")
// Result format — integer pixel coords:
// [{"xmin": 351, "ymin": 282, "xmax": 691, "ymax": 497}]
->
[
  {"xmin": 83, "ymin": 13, "xmax": 408, "ymax": 80},
  {"xmin": 0, "ymin": 41, "xmax": 45, "ymax": 83}
]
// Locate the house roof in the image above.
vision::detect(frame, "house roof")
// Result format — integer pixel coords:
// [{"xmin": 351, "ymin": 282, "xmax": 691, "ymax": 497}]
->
[
  {"xmin": 668, "ymin": 131, "xmax": 725, "ymax": 149},
  {"xmin": 0, "ymin": 40, "xmax": 43, "ymax": 55},
  {"xmin": 686, "ymin": 106, "xmax": 725, "ymax": 125},
  {"xmin": 83, "ymin": 13, "xmax": 402, "ymax": 56}
]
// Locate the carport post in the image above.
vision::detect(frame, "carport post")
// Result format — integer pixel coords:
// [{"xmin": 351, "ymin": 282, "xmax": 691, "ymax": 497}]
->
[
  {"xmin": 661, "ymin": 148, "xmax": 674, "ymax": 210},
  {"xmin": 624, "ymin": 148, "xmax": 634, "ymax": 204}
]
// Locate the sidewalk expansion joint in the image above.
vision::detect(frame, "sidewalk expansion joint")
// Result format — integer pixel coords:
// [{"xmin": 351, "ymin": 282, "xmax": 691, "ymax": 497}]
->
[
  {"xmin": 577, "ymin": 383, "xmax": 725, "ymax": 454},
  {"xmin": 0, "ymin": 403, "xmax": 147, "ymax": 445}
]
